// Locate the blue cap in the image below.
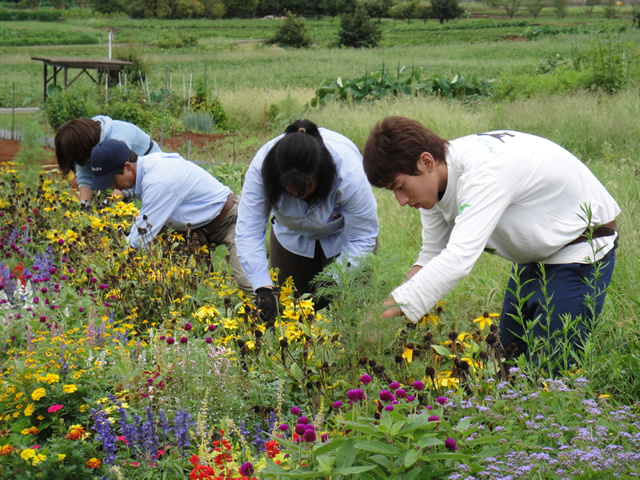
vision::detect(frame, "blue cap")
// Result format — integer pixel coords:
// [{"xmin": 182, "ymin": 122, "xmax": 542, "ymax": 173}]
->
[{"xmin": 90, "ymin": 139, "xmax": 130, "ymax": 190}]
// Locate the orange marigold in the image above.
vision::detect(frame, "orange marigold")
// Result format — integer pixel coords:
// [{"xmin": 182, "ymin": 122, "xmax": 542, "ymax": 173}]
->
[
  {"xmin": 0, "ymin": 445, "xmax": 15, "ymax": 455},
  {"xmin": 85, "ymin": 457, "xmax": 101, "ymax": 469}
]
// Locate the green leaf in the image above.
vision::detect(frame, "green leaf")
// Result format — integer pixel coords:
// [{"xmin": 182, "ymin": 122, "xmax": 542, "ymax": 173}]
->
[
  {"xmin": 355, "ymin": 440, "xmax": 403, "ymax": 455},
  {"xmin": 335, "ymin": 438, "xmax": 357, "ymax": 469},
  {"xmin": 340, "ymin": 420, "xmax": 380, "ymax": 435},
  {"xmin": 417, "ymin": 436, "xmax": 443, "ymax": 448},
  {"xmin": 289, "ymin": 362, "xmax": 303, "ymax": 382},
  {"xmin": 431, "ymin": 344, "xmax": 451, "ymax": 357},
  {"xmin": 403, "ymin": 448, "xmax": 418, "ymax": 467},
  {"xmin": 390, "ymin": 420, "xmax": 406, "ymax": 436},
  {"xmin": 333, "ymin": 465, "xmax": 379, "ymax": 475},
  {"xmin": 313, "ymin": 437, "xmax": 345, "ymax": 456}
]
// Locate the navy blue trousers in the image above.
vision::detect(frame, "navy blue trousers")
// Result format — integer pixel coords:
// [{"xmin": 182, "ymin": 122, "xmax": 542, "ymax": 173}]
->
[{"xmin": 499, "ymin": 248, "xmax": 616, "ymax": 359}]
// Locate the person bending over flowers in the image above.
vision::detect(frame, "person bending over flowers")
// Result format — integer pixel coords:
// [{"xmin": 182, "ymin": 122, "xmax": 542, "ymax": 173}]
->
[
  {"xmin": 362, "ymin": 116, "xmax": 620, "ymax": 361},
  {"xmin": 236, "ymin": 119, "xmax": 379, "ymax": 321},
  {"xmin": 90, "ymin": 138, "xmax": 251, "ymax": 293}
]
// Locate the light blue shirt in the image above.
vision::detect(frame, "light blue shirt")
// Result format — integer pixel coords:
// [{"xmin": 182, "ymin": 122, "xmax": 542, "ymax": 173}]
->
[
  {"xmin": 76, "ymin": 115, "xmax": 161, "ymax": 188},
  {"xmin": 127, "ymin": 152, "xmax": 231, "ymax": 248},
  {"xmin": 236, "ymin": 128, "xmax": 379, "ymax": 290}
]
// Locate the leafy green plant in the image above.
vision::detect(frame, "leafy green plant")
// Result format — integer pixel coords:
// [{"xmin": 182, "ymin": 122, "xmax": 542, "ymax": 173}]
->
[
  {"xmin": 338, "ymin": 5, "xmax": 382, "ymax": 48},
  {"xmin": 310, "ymin": 66, "xmax": 492, "ymax": 107},
  {"xmin": 44, "ymin": 88, "xmax": 92, "ymax": 131},
  {"xmin": 266, "ymin": 11, "xmax": 312, "ymax": 48}
]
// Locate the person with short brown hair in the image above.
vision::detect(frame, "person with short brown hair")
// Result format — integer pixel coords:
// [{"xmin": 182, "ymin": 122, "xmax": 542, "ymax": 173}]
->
[
  {"xmin": 54, "ymin": 115, "xmax": 161, "ymax": 203},
  {"xmin": 363, "ymin": 116, "xmax": 620, "ymax": 361}
]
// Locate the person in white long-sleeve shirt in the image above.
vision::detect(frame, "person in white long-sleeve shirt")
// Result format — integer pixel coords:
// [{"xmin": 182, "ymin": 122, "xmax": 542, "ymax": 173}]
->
[
  {"xmin": 363, "ymin": 116, "xmax": 620, "ymax": 360},
  {"xmin": 89, "ymin": 138, "xmax": 251, "ymax": 293},
  {"xmin": 236, "ymin": 119, "xmax": 379, "ymax": 319}
]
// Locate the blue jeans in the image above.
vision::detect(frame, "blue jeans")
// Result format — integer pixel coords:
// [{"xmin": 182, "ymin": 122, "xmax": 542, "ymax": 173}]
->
[{"xmin": 499, "ymin": 248, "xmax": 616, "ymax": 360}]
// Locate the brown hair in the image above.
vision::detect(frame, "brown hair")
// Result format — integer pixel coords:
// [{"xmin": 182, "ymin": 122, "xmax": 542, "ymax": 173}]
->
[
  {"xmin": 362, "ymin": 116, "xmax": 449, "ymax": 188},
  {"xmin": 54, "ymin": 118, "xmax": 102, "ymax": 176}
]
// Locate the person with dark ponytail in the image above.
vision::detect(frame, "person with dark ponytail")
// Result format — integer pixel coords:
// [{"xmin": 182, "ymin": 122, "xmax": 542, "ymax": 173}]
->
[{"xmin": 236, "ymin": 120, "xmax": 379, "ymax": 319}]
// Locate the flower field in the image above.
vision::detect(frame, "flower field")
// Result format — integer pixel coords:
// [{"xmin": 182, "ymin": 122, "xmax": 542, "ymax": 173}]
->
[{"xmin": 1, "ymin": 161, "xmax": 639, "ymax": 480}]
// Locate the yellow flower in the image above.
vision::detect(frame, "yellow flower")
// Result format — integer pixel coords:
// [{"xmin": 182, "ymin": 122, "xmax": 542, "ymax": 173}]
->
[
  {"xmin": 24, "ymin": 404, "xmax": 35, "ymax": 416},
  {"xmin": 31, "ymin": 388, "xmax": 46, "ymax": 401},
  {"xmin": 63, "ymin": 384, "xmax": 78, "ymax": 394},
  {"xmin": 32, "ymin": 453, "xmax": 46, "ymax": 465},
  {"xmin": 194, "ymin": 305, "xmax": 220, "ymax": 320},
  {"xmin": 402, "ymin": 346, "xmax": 414, "ymax": 363},
  {"xmin": 20, "ymin": 448, "xmax": 36, "ymax": 460},
  {"xmin": 57, "ymin": 454, "xmax": 66, "ymax": 461},
  {"xmin": 44, "ymin": 373, "xmax": 60, "ymax": 384},
  {"xmin": 472, "ymin": 312, "xmax": 498, "ymax": 331}
]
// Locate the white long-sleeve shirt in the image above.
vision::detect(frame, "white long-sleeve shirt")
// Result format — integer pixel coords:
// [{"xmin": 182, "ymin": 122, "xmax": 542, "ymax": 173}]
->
[
  {"xmin": 127, "ymin": 153, "xmax": 231, "ymax": 248},
  {"xmin": 393, "ymin": 131, "xmax": 620, "ymax": 323},
  {"xmin": 236, "ymin": 128, "xmax": 379, "ymax": 291}
]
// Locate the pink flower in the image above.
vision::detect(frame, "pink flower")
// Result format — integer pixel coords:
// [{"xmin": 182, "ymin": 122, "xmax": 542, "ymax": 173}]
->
[{"xmin": 48, "ymin": 404, "xmax": 64, "ymax": 413}]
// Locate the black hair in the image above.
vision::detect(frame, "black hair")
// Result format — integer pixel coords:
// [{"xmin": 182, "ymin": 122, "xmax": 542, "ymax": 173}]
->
[
  {"xmin": 261, "ymin": 119, "xmax": 336, "ymax": 214},
  {"xmin": 114, "ymin": 150, "xmax": 138, "ymax": 175}
]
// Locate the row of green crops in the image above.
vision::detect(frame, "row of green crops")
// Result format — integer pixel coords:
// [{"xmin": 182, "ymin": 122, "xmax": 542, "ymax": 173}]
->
[{"xmin": 310, "ymin": 66, "xmax": 492, "ymax": 107}]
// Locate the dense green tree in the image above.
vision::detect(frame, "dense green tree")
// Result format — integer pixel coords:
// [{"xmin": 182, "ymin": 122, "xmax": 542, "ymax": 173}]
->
[
  {"xmin": 363, "ymin": 0, "xmax": 395, "ymax": 21},
  {"xmin": 257, "ymin": 0, "xmax": 283, "ymax": 16},
  {"xmin": 91, "ymin": 0, "xmax": 127, "ymax": 14},
  {"xmin": 202, "ymin": 0, "xmax": 225, "ymax": 18},
  {"xmin": 388, "ymin": 0, "xmax": 416, "ymax": 23},
  {"xmin": 430, "ymin": 0, "xmax": 464, "ymax": 23},
  {"xmin": 267, "ymin": 11, "xmax": 312, "ymax": 47},
  {"xmin": 414, "ymin": 2, "xmax": 431, "ymax": 22},
  {"xmin": 485, "ymin": 0, "xmax": 522, "ymax": 18},
  {"xmin": 523, "ymin": 0, "xmax": 547, "ymax": 18},
  {"xmin": 338, "ymin": 4, "xmax": 382, "ymax": 47},
  {"xmin": 174, "ymin": 0, "xmax": 205, "ymax": 18},
  {"xmin": 129, "ymin": 0, "xmax": 172, "ymax": 18},
  {"xmin": 223, "ymin": 0, "xmax": 258, "ymax": 17}
]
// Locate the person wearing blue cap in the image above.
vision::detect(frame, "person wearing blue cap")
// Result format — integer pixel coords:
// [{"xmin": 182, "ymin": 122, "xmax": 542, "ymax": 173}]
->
[
  {"xmin": 90, "ymin": 138, "xmax": 251, "ymax": 293},
  {"xmin": 55, "ymin": 116, "xmax": 161, "ymax": 204}
]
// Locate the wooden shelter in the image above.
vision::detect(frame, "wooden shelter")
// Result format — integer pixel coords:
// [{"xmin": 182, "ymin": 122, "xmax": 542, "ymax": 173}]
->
[{"xmin": 31, "ymin": 57, "xmax": 133, "ymax": 103}]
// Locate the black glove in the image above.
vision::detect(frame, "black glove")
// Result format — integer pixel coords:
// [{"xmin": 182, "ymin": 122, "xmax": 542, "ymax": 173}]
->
[{"xmin": 255, "ymin": 287, "xmax": 278, "ymax": 322}]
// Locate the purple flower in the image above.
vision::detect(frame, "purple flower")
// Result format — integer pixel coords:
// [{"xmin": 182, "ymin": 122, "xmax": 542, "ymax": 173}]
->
[
  {"xmin": 428, "ymin": 415, "xmax": 439, "ymax": 422},
  {"xmin": 208, "ymin": 324, "xmax": 217, "ymax": 332},
  {"xmin": 303, "ymin": 429, "xmax": 316, "ymax": 442},
  {"xmin": 239, "ymin": 462, "xmax": 254, "ymax": 476},
  {"xmin": 205, "ymin": 337, "xmax": 213, "ymax": 344},
  {"xmin": 166, "ymin": 337, "xmax": 175, "ymax": 345},
  {"xmin": 184, "ymin": 323, "xmax": 192, "ymax": 331},
  {"xmin": 180, "ymin": 336, "xmax": 188, "ymax": 344},
  {"xmin": 384, "ymin": 405, "xmax": 394, "ymax": 412},
  {"xmin": 159, "ymin": 335, "xmax": 166, "ymax": 341},
  {"xmin": 295, "ymin": 424, "xmax": 306, "ymax": 435},
  {"xmin": 278, "ymin": 424, "xmax": 289, "ymax": 431},
  {"xmin": 395, "ymin": 388, "xmax": 407, "ymax": 399},
  {"xmin": 297, "ymin": 416, "xmax": 309, "ymax": 425},
  {"xmin": 321, "ymin": 433, "xmax": 329, "ymax": 443},
  {"xmin": 57, "ymin": 239, "xmax": 64, "ymax": 245},
  {"xmin": 347, "ymin": 389, "xmax": 365, "ymax": 402},
  {"xmin": 360, "ymin": 373, "xmax": 372, "ymax": 385},
  {"xmin": 333, "ymin": 401, "xmax": 343, "ymax": 409},
  {"xmin": 436, "ymin": 396, "xmax": 448, "ymax": 405},
  {"xmin": 379, "ymin": 389, "xmax": 395, "ymax": 402},
  {"xmin": 407, "ymin": 395, "xmax": 415, "ymax": 402},
  {"xmin": 389, "ymin": 381, "xmax": 400, "ymax": 390},
  {"xmin": 413, "ymin": 380, "xmax": 425, "ymax": 391},
  {"xmin": 445, "ymin": 437, "xmax": 458, "ymax": 451},
  {"xmin": 99, "ymin": 284, "xmax": 109, "ymax": 290},
  {"xmin": 290, "ymin": 406, "xmax": 301, "ymax": 416}
]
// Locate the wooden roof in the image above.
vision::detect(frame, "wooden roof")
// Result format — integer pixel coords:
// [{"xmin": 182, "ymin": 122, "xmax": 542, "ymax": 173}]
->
[{"xmin": 31, "ymin": 57, "xmax": 133, "ymax": 71}]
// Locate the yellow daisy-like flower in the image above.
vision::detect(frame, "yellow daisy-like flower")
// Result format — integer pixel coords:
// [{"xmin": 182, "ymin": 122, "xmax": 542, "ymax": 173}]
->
[
  {"xmin": 472, "ymin": 312, "xmax": 499, "ymax": 331},
  {"xmin": 194, "ymin": 305, "xmax": 220, "ymax": 320},
  {"xmin": 31, "ymin": 388, "xmax": 46, "ymax": 401},
  {"xmin": 57, "ymin": 454, "xmax": 66, "ymax": 462},
  {"xmin": 44, "ymin": 373, "xmax": 60, "ymax": 384},
  {"xmin": 32, "ymin": 453, "xmax": 46, "ymax": 465},
  {"xmin": 63, "ymin": 384, "xmax": 78, "ymax": 394},
  {"xmin": 24, "ymin": 404, "xmax": 35, "ymax": 416},
  {"xmin": 20, "ymin": 448, "xmax": 36, "ymax": 460},
  {"xmin": 402, "ymin": 346, "xmax": 414, "ymax": 363}
]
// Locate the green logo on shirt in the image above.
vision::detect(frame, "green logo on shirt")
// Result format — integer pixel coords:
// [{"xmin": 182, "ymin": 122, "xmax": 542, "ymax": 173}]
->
[{"xmin": 458, "ymin": 203, "xmax": 471, "ymax": 214}]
